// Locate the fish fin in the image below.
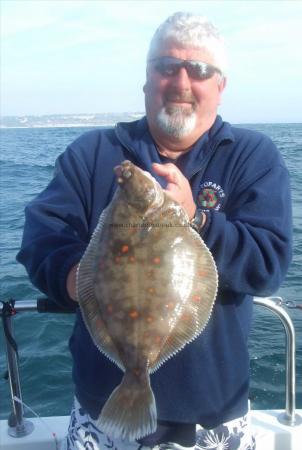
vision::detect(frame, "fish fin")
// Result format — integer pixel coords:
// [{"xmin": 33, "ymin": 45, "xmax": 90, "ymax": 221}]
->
[
  {"xmin": 77, "ymin": 204, "xmax": 124, "ymax": 371},
  {"xmin": 150, "ymin": 229, "xmax": 218, "ymax": 373},
  {"xmin": 98, "ymin": 369, "xmax": 157, "ymax": 441}
]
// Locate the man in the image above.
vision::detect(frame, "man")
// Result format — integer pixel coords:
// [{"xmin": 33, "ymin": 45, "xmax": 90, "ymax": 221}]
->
[{"xmin": 17, "ymin": 12, "xmax": 292, "ymax": 450}]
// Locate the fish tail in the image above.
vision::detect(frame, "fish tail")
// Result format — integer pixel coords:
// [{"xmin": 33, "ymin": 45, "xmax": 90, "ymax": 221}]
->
[{"xmin": 97, "ymin": 369, "xmax": 157, "ymax": 442}]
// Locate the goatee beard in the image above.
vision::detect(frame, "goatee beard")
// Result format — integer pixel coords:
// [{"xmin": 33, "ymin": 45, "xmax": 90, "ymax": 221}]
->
[{"xmin": 156, "ymin": 105, "xmax": 197, "ymax": 139}]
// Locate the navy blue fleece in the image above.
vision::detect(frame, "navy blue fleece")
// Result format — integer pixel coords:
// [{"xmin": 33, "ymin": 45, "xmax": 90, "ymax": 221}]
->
[{"xmin": 17, "ymin": 116, "xmax": 292, "ymax": 427}]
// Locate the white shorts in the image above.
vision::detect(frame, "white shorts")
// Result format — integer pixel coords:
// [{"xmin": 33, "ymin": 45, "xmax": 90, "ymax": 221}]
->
[{"xmin": 60, "ymin": 397, "xmax": 256, "ymax": 450}]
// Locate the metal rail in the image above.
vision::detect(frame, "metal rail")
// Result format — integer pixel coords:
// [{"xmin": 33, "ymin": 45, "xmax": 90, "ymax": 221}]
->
[
  {"xmin": 253, "ymin": 296, "xmax": 302, "ymax": 426},
  {"xmin": 0, "ymin": 298, "xmax": 74, "ymax": 437},
  {"xmin": 0, "ymin": 300, "xmax": 38, "ymax": 437},
  {"xmin": 0, "ymin": 296, "xmax": 301, "ymax": 439}
]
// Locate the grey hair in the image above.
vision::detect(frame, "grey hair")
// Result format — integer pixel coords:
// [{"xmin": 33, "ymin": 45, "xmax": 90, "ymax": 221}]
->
[{"xmin": 147, "ymin": 12, "xmax": 228, "ymax": 74}]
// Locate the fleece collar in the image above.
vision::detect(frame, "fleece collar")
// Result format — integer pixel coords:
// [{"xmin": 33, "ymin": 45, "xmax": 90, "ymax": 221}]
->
[{"xmin": 114, "ymin": 115, "xmax": 234, "ymax": 187}]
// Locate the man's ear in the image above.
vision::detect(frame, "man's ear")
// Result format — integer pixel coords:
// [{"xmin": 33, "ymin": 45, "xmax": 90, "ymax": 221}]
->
[
  {"xmin": 217, "ymin": 77, "xmax": 226, "ymax": 105},
  {"xmin": 219, "ymin": 76, "xmax": 227, "ymax": 93}
]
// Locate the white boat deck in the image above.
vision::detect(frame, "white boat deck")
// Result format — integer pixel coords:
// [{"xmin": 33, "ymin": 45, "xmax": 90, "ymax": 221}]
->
[
  {"xmin": 1, "ymin": 409, "xmax": 302, "ymax": 449},
  {"xmin": 250, "ymin": 409, "xmax": 302, "ymax": 449}
]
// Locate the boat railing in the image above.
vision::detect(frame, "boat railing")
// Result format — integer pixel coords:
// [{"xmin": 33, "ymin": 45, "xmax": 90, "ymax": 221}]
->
[
  {"xmin": 0, "ymin": 298, "xmax": 76, "ymax": 438},
  {"xmin": 0, "ymin": 296, "xmax": 301, "ymax": 439}
]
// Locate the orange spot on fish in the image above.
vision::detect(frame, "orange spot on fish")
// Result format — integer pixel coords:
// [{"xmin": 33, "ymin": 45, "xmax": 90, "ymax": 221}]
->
[
  {"xmin": 146, "ymin": 316, "xmax": 153, "ymax": 324},
  {"xmin": 154, "ymin": 335, "xmax": 162, "ymax": 344},
  {"xmin": 121, "ymin": 245, "xmax": 129, "ymax": 253},
  {"xmin": 128, "ymin": 310, "xmax": 139, "ymax": 319},
  {"xmin": 181, "ymin": 313, "xmax": 191, "ymax": 322},
  {"xmin": 147, "ymin": 287, "xmax": 155, "ymax": 294},
  {"xmin": 192, "ymin": 295, "xmax": 201, "ymax": 303},
  {"xmin": 198, "ymin": 270, "xmax": 208, "ymax": 277},
  {"xmin": 166, "ymin": 302, "xmax": 174, "ymax": 310},
  {"xmin": 128, "ymin": 256, "xmax": 136, "ymax": 263},
  {"xmin": 107, "ymin": 305, "xmax": 113, "ymax": 314},
  {"xmin": 153, "ymin": 257, "xmax": 161, "ymax": 265}
]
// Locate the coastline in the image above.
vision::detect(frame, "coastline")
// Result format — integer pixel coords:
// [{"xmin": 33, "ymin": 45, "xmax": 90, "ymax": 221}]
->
[{"xmin": 1, "ymin": 114, "xmax": 301, "ymax": 129}]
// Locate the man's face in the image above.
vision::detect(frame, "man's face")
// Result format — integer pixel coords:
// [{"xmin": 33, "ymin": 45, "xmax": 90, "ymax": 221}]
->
[{"xmin": 144, "ymin": 43, "xmax": 226, "ymax": 145}]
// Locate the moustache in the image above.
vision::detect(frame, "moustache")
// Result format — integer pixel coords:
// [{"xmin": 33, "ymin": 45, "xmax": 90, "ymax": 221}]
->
[{"xmin": 164, "ymin": 90, "xmax": 196, "ymax": 104}]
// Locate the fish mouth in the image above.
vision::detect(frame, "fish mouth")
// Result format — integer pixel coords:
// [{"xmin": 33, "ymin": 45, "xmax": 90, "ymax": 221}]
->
[{"xmin": 114, "ymin": 161, "xmax": 133, "ymax": 183}]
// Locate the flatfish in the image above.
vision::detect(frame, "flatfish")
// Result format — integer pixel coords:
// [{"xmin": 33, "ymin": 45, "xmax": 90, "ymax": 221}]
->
[{"xmin": 76, "ymin": 160, "xmax": 218, "ymax": 441}]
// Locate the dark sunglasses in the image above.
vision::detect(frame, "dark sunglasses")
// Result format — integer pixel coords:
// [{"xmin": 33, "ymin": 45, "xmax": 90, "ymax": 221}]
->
[{"xmin": 149, "ymin": 56, "xmax": 222, "ymax": 81}]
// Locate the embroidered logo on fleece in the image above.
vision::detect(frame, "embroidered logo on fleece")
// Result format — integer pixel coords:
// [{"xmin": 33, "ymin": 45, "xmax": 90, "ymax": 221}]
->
[{"xmin": 197, "ymin": 182, "xmax": 225, "ymax": 211}]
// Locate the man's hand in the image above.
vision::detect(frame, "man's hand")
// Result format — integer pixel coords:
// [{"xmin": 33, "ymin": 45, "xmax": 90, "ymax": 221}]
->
[{"xmin": 152, "ymin": 162, "xmax": 196, "ymax": 220}]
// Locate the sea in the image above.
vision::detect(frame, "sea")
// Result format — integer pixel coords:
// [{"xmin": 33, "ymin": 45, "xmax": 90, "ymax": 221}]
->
[{"xmin": 0, "ymin": 117, "xmax": 301, "ymax": 421}]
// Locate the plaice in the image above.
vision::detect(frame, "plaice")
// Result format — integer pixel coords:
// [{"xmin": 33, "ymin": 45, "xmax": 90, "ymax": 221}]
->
[{"xmin": 76, "ymin": 160, "xmax": 218, "ymax": 441}]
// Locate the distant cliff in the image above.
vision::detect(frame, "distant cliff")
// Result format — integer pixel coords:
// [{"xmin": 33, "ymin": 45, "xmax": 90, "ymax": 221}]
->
[{"xmin": 0, "ymin": 113, "xmax": 144, "ymax": 128}]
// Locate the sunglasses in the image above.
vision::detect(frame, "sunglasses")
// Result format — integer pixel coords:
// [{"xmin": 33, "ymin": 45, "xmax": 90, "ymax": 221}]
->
[{"xmin": 149, "ymin": 56, "xmax": 222, "ymax": 81}]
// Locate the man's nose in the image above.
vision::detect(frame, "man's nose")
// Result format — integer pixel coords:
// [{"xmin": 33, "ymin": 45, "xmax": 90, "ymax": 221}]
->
[{"xmin": 171, "ymin": 67, "xmax": 191, "ymax": 90}]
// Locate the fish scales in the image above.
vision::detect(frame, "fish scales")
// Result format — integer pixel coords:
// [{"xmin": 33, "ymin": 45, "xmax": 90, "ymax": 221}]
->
[{"xmin": 76, "ymin": 160, "xmax": 218, "ymax": 442}]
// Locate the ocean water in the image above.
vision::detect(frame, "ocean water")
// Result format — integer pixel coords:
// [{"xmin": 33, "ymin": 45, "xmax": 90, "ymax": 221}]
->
[{"xmin": 0, "ymin": 122, "xmax": 301, "ymax": 420}]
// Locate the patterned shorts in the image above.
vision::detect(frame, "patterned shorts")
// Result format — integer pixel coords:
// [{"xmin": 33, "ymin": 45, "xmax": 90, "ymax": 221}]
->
[{"xmin": 60, "ymin": 397, "xmax": 256, "ymax": 450}]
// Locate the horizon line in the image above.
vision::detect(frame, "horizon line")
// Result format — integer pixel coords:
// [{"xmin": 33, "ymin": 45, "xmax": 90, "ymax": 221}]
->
[{"xmin": 1, "ymin": 112, "xmax": 301, "ymax": 127}]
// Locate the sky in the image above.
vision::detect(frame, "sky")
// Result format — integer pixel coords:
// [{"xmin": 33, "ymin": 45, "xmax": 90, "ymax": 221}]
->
[{"xmin": 1, "ymin": 0, "xmax": 302, "ymax": 123}]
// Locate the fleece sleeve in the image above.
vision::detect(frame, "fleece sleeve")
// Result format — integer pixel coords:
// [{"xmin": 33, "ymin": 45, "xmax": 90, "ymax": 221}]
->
[
  {"xmin": 201, "ymin": 163, "xmax": 292, "ymax": 297},
  {"xmin": 16, "ymin": 145, "xmax": 92, "ymax": 309}
]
